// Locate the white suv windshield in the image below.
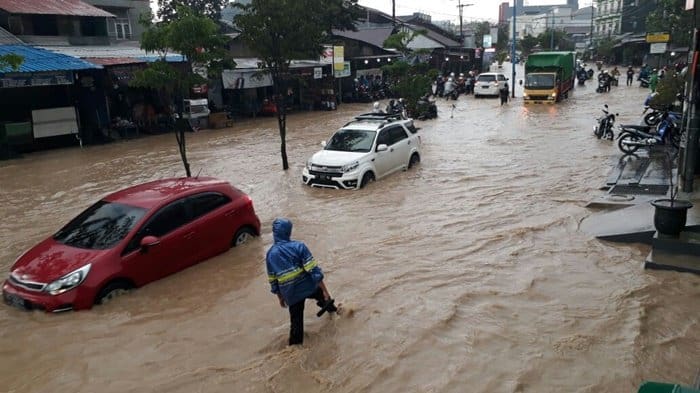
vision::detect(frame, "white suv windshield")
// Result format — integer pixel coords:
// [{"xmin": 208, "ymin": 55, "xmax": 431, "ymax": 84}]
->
[{"xmin": 325, "ymin": 129, "xmax": 376, "ymax": 153}]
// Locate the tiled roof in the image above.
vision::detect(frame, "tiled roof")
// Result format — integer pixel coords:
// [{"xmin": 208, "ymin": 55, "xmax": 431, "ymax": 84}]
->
[
  {"xmin": 0, "ymin": 0, "xmax": 114, "ymax": 17},
  {"xmin": 0, "ymin": 45, "xmax": 102, "ymax": 73}
]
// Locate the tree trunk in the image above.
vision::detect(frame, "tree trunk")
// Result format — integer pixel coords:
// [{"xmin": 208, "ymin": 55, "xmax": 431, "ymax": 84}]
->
[{"xmin": 277, "ymin": 101, "xmax": 289, "ymax": 170}]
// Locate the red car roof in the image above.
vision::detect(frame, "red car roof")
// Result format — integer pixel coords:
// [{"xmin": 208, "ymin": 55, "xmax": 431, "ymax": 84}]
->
[{"xmin": 103, "ymin": 177, "xmax": 232, "ymax": 209}]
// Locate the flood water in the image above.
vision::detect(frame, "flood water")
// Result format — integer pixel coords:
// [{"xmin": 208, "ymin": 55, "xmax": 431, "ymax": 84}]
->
[{"xmin": 1, "ymin": 67, "xmax": 699, "ymax": 393}]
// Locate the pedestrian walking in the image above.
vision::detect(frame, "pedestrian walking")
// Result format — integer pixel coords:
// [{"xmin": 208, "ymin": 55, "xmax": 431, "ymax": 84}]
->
[
  {"xmin": 499, "ymin": 82, "xmax": 509, "ymax": 105},
  {"xmin": 626, "ymin": 66, "xmax": 634, "ymax": 86},
  {"xmin": 266, "ymin": 218, "xmax": 337, "ymax": 346}
]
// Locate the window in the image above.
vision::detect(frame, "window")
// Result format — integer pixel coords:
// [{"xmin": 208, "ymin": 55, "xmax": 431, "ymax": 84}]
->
[
  {"xmin": 122, "ymin": 201, "xmax": 189, "ymax": 255},
  {"xmin": 187, "ymin": 192, "xmax": 231, "ymax": 220},
  {"xmin": 477, "ymin": 74, "xmax": 496, "ymax": 82},
  {"xmin": 388, "ymin": 127, "xmax": 408, "ymax": 145},
  {"xmin": 115, "ymin": 18, "xmax": 131, "ymax": 40},
  {"xmin": 54, "ymin": 201, "xmax": 147, "ymax": 250},
  {"xmin": 497, "ymin": 75, "xmax": 506, "ymax": 81},
  {"xmin": 376, "ymin": 129, "xmax": 391, "ymax": 147}
]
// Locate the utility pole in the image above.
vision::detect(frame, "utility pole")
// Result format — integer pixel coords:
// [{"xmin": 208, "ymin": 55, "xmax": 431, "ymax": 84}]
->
[
  {"xmin": 392, "ymin": 0, "xmax": 396, "ymax": 27},
  {"xmin": 511, "ymin": 0, "xmax": 516, "ymax": 98},
  {"xmin": 589, "ymin": 3, "xmax": 594, "ymax": 54},
  {"xmin": 550, "ymin": 10, "xmax": 555, "ymax": 50},
  {"xmin": 456, "ymin": 1, "xmax": 473, "ymax": 44}
]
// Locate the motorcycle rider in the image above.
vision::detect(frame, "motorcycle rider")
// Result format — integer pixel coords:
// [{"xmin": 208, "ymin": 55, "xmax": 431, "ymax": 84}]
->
[
  {"xmin": 598, "ymin": 70, "xmax": 612, "ymax": 92},
  {"xmin": 611, "ymin": 66, "xmax": 620, "ymax": 86}
]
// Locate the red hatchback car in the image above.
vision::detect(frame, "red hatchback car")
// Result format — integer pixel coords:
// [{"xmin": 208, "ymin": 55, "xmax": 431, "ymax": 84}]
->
[{"xmin": 3, "ymin": 177, "xmax": 261, "ymax": 312}]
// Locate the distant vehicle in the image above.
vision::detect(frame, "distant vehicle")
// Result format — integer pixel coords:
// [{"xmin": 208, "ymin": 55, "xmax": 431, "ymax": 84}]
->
[
  {"xmin": 474, "ymin": 72, "xmax": 508, "ymax": 98},
  {"xmin": 523, "ymin": 51, "xmax": 576, "ymax": 104},
  {"xmin": 3, "ymin": 177, "xmax": 261, "ymax": 312},
  {"xmin": 302, "ymin": 113, "xmax": 422, "ymax": 189}
]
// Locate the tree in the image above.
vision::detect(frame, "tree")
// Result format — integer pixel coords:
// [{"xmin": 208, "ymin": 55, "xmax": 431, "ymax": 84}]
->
[
  {"xmin": 538, "ymin": 29, "xmax": 574, "ymax": 52},
  {"xmin": 132, "ymin": 6, "xmax": 234, "ymax": 177},
  {"xmin": 234, "ymin": 0, "xmax": 360, "ymax": 170},
  {"xmin": 381, "ymin": 61, "xmax": 436, "ymax": 115},
  {"xmin": 495, "ymin": 23, "xmax": 510, "ymax": 52},
  {"xmin": 646, "ymin": 0, "xmax": 693, "ymax": 48},
  {"xmin": 383, "ymin": 29, "xmax": 428, "ymax": 58},
  {"xmin": 595, "ymin": 36, "xmax": 618, "ymax": 61},
  {"xmin": 468, "ymin": 21, "xmax": 491, "ymax": 48},
  {"xmin": 517, "ymin": 34, "xmax": 539, "ymax": 56},
  {"xmin": 156, "ymin": 0, "xmax": 230, "ymax": 22},
  {"xmin": 0, "ymin": 53, "xmax": 23, "ymax": 71}
]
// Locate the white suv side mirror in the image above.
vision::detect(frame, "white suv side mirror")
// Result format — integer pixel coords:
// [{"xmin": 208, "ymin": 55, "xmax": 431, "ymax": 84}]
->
[
  {"xmin": 376, "ymin": 144, "xmax": 388, "ymax": 152},
  {"xmin": 321, "ymin": 140, "xmax": 327, "ymax": 147}
]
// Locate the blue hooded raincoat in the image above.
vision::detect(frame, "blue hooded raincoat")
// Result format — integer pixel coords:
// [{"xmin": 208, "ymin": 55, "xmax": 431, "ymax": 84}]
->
[{"xmin": 266, "ymin": 218, "xmax": 324, "ymax": 306}]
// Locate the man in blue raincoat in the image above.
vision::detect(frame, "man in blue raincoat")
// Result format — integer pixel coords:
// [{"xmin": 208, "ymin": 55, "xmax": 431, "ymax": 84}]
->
[{"xmin": 266, "ymin": 218, "xmax": 337, "ymax": 345}]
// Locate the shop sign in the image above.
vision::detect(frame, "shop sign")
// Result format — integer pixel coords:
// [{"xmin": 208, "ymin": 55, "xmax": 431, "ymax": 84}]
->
[
  {"xmin": 646, "ymin": 33, "xmax": 670, "ymax": 43},
  {"xmin": 334, "ymin": 61, "xmax": 351, "ymax": 78},
  {"xmin": 222, "ymin": 69, "xmax": 273, "ymax": 89},
  {"xmin": 650, "ymin": 43, "xmax": 667, "ymax": 54},
  {"xmin": 313, "ymin": 67, "xmax": 323, "ymax": 79},
  {"xmin": 320, "ymin": 45, "xmax": 334, "ymax": 64},
  {"xmin": 333, "ymin": 46, "xmax": 344, "ymax": 71},
  {"xmin": 483, "ymin": 34, "xmax": 492, "ymax": 48},
  {"xmin": 0, "ymin": 71, "xmax": 73, "ymax": 88}
]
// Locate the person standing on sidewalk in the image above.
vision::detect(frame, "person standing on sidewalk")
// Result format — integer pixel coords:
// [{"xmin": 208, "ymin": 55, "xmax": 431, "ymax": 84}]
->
[
  {"xmin": 266, "ymin": 218, "xmax": 337, "ymax": 346},
  {"xmin": 626, "ymin": 66, "xmax": 634, "ymax": 86}
]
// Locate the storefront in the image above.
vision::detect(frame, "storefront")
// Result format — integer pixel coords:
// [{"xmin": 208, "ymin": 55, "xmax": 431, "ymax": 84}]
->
[{"xmin": 0, "ymin": 45, "xmax": 106, "ymax": 152}]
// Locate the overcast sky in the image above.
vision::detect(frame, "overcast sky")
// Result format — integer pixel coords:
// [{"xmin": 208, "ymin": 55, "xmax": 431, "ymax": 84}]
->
[{"xmin": 357, "ymin": 0, "xmax": 594, "ymax": 23}]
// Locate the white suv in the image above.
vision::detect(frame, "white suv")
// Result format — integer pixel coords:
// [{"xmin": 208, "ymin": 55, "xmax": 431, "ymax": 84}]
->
[
  {"xmin": 474, "ymin": 72, "xmax": 508, "ymax": 98},
  {"xmin": 302, "ymin": 114, "xmax": 422, "ymax": 189}
]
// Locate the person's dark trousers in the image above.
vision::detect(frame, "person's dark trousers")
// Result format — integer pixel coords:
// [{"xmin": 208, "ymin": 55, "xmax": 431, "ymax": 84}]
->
[
  {"xmin": 288, "ymin": 287, "xmax": 337, "ymax": 345},
  {"xmin": 627, "ymin": 76, "xmax": 633, "ymax": 86}
]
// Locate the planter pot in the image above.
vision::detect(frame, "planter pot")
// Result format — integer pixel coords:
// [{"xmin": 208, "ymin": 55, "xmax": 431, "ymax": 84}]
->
[{"xmin": 650, "ymin": 199, "xmax": 694, "ymax": 237}]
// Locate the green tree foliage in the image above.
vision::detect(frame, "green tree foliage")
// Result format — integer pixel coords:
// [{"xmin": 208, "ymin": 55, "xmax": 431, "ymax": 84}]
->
[
  {"xmin": 0, "ymin": 53, "xmax": 23, "ymax": 71},
  {"xmin": 233, "ymin": 0, "xmax": 360, "ymax": 170},
  {"xmin": 495, "ymin": 23, "xmax": 510, "ymax": 52},
  {"xmin": 595, "ymin": 36, "xmax": 618, "ymax": 61},
  {"xmin": 383, "ymin": 29, "xmax": 428, "ymax": 57},
  {"xmin": 517, "ymin": 34, "xmax": 539, "ymax": 56},
  {"xmin": 646, "ymin": 0, "xmax": 693, "ymax": 48},
  {"xmin": 156, "ymin": 0, "xmax": 229, "ymax": 22},
  {"xmin": 538, "ymin": 29, "xmax": 574, "ymax": 51},
  {"xmin": 650, "ymin": 71, "xmax": 686, "ymax": 109},
  {"xmin": 132, "ymin": 6, "xmax": 234, "ymax": 177},
  {"xmin": 468, "ymin": 21, "xmax": 491, "ymax": 47},
  {"xmin": 381, "ymin": 61, "xmax": 435, "ymax": 116}
]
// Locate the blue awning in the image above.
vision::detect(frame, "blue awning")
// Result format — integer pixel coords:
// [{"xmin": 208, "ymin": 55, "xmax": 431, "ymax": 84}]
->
[{"xmin": 0, "ymin": 45, "xmax": 102, "ymax": 73}]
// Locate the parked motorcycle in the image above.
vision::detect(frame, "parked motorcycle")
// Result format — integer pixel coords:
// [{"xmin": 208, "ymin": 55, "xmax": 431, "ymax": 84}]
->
[
  {"xmin": 617, "ymin": 110, "xmax": 682, "ymax": 154},
  {"xmin": 593, "ymin": 104, "xmax": 617, "ymax": 140}
]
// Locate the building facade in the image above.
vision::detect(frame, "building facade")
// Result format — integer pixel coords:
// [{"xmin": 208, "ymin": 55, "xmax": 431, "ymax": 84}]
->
[{"xmin": 83, "ymin": 0, "xmax": 150, "ymax": 42}]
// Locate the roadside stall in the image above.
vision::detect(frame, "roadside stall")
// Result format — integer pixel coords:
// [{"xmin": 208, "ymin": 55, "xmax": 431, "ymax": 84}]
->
[{"xmin": 0, "ymin": 45, "xmax": 105, "ymax": 153}]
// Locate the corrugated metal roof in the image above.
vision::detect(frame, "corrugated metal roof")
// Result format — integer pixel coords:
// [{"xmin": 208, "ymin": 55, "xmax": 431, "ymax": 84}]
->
[
  {"xmin": 39, "ymin": 45, "xmax": 186, "ymax": 63},
  {"xmin": 85, "ymin": 57, "xmax": 144, "ymax": 66},
  {"xmin": 0, "ymin": 26, "xmax": 23, "ymax": 44},
  {"xmin": 0, "ymin": 45, "xmax": 102, "ymax": 73},
  {"xmin": 0, "ymin": 0, "xmax": 115, "ymax": 17},
  {"xmin": 332, "ymin": 27, "xmax": 395, "ymax": 50}
]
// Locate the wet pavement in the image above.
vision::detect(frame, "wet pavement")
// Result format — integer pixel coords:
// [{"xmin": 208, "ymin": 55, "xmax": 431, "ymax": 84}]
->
[{"xmin": 1, "ymin": 64, "xmax": 699, "ymax": 392}]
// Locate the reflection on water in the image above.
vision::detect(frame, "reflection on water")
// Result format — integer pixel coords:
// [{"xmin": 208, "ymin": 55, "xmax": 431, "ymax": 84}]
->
[{"xmin": 0, "ymin": 79, "xmax": 699, "ymax": 393}]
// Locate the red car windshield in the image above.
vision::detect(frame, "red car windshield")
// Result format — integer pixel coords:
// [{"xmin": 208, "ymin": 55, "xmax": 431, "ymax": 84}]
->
[{"xmin": 53, "ymin": 201, "xmax": 147, "ymax": 250}]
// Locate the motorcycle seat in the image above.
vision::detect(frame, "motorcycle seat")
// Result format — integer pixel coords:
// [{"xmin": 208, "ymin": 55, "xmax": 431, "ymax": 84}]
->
[{"xmin": 620, "ymin": 124, "xmax": 652, "ymax": 132}]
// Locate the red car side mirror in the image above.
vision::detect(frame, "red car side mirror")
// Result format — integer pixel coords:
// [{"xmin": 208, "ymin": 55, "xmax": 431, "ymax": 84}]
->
[{"xmin": 140, "ymin": 236, "xmax": 161, "ymax": 253}]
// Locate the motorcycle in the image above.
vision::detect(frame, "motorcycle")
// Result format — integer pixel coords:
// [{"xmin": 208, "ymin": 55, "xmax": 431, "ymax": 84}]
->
[
  {"xmin": 593, "ymin": 104, "xmax": 617, "ymax": 140},
  {"xmin": 616, "ymin": 110, "xmax": 682, "ymax": 154},
  {"xmin": 416, "ymin": 94, "xmax": 438, "ymax": 120},
  {"xmin": 638, "ymin": 77, "xmax": 650, "ymax": 88},
  {"xmin": 385, "ymin": 99, "xmax": 408, "ymax": 120},
  {"xmin": 596, "ymin": 78, "xmax": 610, "ymax": 93}
]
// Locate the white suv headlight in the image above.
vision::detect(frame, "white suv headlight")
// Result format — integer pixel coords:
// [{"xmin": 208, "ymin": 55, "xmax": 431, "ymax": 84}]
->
[
  {"xmin": 44, "ymin": 264, "xmax": 91, "ymax": 296},
  {"xmin": 342, "ymin": 161, "xmax": 359, "ymax": 173}
]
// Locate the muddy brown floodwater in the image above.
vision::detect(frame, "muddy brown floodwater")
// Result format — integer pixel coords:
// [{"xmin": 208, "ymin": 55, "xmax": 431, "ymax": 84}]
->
[{"xmin": 1, "ymin": 66, "xmax": 699, "ymax": 393}]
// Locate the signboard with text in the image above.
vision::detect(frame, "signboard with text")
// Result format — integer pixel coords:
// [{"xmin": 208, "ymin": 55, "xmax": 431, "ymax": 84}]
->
[
  {"xmin": 334, "ymin": 61, "xmax": 351, "ymax": 78},
  {"xmin": 313, "ymin": 67, "xmax": 322, "ymax": 79},
  {"xmin": 0, "ymin": 71, "xmax": 74, "ymax": 88},
  {"xmin": 333, "ymin": 46, "xmax": 344, "ymax": 71},
  {"xmin": 646, "ymin": 33, "xmax": 670, "ymax": 43},
  {"xmin": 650, "ymin": 42, "xmax": 668, "ymax": 54}
]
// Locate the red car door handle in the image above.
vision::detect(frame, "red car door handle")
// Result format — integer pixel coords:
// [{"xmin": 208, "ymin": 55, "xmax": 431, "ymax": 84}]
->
[
  {"xmin": 183, "ymin": 232, "xmax": 196, "ymax": 240},
  {"xmin": 225, "ymin": 209, "xmax": 238, "ymax": 217}
]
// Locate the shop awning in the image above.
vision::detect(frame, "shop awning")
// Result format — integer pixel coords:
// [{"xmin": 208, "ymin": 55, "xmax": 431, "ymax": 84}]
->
[
  {"xmin": 40, "ymin": 45, "xmax": 186, "ymax": 64},
  {"xmin": 0, "ymin": 0, "xmax": 114, "ymax": 17},
  {"xmin": 0, "ymin": 45, "xmax": 101, "ymax": 73}
]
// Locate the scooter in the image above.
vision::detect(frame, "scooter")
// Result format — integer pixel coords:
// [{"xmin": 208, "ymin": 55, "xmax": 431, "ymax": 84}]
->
[
  {"xmin": 596, "ymin": 78, "xmax": 610, "ymax": 93},
  {"xmin": 617, "ymin": 111, "xmax": 681, "ymax": 154},
  {"xmin": 593, "ymin": 104, "xmax": 617, "ymax": 140},
  {"xmin": 416, "ymin": 94, "xmax": 438, "ymax": 120}
]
